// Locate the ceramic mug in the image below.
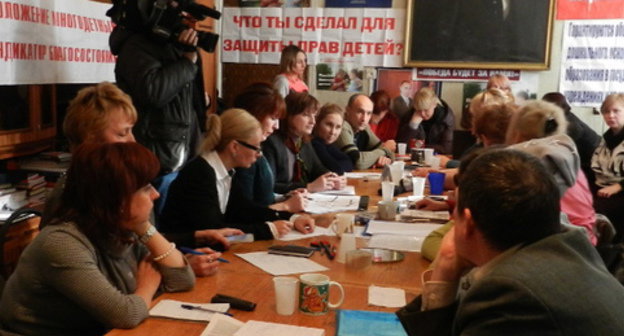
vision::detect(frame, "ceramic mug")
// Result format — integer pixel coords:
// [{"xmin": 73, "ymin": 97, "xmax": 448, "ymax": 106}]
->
[{"xmin": 299, "ymin": 273, "xmax": 344, "ymax": 315}]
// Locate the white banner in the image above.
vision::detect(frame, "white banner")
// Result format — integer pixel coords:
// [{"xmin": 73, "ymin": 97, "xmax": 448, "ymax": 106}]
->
[
  {"xmin": 221, "ymin": 7, "xmax": 405, "ymax": 67},
  {"xmin": 559, "ymin": 20, "xmax": 624, "ymax": 107},
  {"xmin": 0, "ymin": 0, "xmax": 115, "ymax": 85}
]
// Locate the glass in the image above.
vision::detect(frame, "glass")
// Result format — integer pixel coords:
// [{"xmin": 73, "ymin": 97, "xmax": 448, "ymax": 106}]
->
[{"xmin": 236, "ymin": 140, "xmax": 262, "ymax": 154}]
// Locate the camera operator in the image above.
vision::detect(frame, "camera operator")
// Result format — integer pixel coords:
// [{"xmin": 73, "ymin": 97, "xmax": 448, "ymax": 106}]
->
[{"xmin": 108, "ymin": 0, "xmax": 208, "ymax": 178}]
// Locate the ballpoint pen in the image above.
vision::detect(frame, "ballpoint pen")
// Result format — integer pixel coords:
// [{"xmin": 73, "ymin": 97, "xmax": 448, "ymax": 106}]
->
[
  {"xmin": 178, "ymin": 246, "xmax": 230, "ymax": 263},
  {"xmin": 180, "ymin": 304, "xmax": 233, "ymax": 316}
]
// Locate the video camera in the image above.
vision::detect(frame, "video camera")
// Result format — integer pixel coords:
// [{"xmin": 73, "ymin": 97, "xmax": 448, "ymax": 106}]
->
[{"xmin": 107, "ymin": 0, "xmax": 221, "ymax": 53}]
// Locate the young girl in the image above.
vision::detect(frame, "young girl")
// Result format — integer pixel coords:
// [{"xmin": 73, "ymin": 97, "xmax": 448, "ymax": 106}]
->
[{"xmin": 591, "ymin": 93, "xmax": 624, "ymax": 241}]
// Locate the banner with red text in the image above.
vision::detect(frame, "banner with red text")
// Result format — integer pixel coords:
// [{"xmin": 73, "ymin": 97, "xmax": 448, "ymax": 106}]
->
[
  {"xmin": 221, "ymin": 7, "xmax": 405, "ymax": 67},
  {"xmin": 559, "ymin": 20, "xmax": 624, "ymax": 107},
  {"xmin": 0, "ymin": 0, "xmax": 115, "ymax": 85},
  {"xmin": 557, "ymin": 0, "xmax": 624, "ymax": 20}
]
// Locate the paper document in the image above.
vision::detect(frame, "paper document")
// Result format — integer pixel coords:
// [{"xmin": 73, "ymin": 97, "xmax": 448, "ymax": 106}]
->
[
  {"xmin": 368, "ymin": 285, "xmax": 406, "ymax": 308},
  {"xmin": 401, "ymin": 209, "xmax": 450, "ymax": 221},
  {"xmin": 365, "ymin": 220, "xmax": 442, "ymax": 237},
  {"xmin": 277, "ymin": 226, "xmax": 336, "ymax": 241},
  {"xmin": 344, "ymin": 172, "xmax": 381, "ymax": 179},
  {"xmin": 304, "ymin": 194, "xmax": 361, "ymax": 214},
  {"xmin": 234, "ymin": 320, "xmax": 325, "ymax": 336},
  {"xmin": 200, "ymin": 313, "xmax": 245, "ymax": 336},
  {"xmin": 235, "ymin": 252, "xmax": 328, "ymax": 275},
  {"xmin": 367, "ymin": 234, "xmax": 424, "ymax": 252},
  {"xmin": 149, "ymin": 299, "xmax": 229, "ymax": 322},
  {"xmin": 317, "ymin": 185, "xmax": 356, "ymax": 196}
]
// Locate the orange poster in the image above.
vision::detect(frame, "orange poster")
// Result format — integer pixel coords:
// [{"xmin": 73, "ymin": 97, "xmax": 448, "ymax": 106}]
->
[{"xmin": 557, "ymin": 0, "xmax": 624, "ymax": 20}]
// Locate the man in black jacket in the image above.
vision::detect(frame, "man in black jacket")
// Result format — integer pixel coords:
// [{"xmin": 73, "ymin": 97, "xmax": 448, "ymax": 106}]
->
[{"xmin": 108, "ymin": 0, "xmax": 206, "ymax": 176}]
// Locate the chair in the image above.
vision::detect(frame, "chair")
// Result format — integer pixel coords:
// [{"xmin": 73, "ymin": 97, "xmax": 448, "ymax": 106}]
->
[{"xmin": 0, "ymin": 208, "xmax": 42, "ymax": 281}]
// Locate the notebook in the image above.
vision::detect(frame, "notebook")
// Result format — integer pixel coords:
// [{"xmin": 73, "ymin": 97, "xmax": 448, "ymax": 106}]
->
[{"xmin": 336, "ymin": 310, "xmax": 407, "ymax": 336}]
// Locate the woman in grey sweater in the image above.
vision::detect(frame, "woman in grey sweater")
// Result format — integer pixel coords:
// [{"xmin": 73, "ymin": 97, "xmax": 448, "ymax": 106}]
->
[{"xmin": 0, "ymin": 143, "xmax": 194, "ymax": 336}]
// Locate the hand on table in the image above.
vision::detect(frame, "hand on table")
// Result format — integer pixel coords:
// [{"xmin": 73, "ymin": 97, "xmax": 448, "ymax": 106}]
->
[
  {"xmin": 195, "ymin": 228, "xmax": 244, "ymax": 249},
  {"xmin": 597, "ymin": 184, "xmax": 622, "ymax": 198},
  {"xmin": 414, "ymin": 198, "xmax": 449, "ymax": 211},
  {"xmin": 293, "ymin": 215, "xmax": 315, "ymax": 234},
  {"xmin": 186, "ymin": 247, "xmax": 222, "ymax": 277}
]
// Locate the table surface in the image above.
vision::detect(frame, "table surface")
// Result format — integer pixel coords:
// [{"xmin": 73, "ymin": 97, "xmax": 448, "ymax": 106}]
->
[{"xmin": 107, "ymin": 174, "xmax": 430, "ymax": 336}]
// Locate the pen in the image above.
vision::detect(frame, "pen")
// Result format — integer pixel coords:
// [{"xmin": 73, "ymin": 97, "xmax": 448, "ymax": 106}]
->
[
  {"xmin": 178, "ymin": 246, "xmax": 230, "ymax": 263},
  {"xmin": 180, "ymin": 304, "xmax": 233, "ymax": 316}
]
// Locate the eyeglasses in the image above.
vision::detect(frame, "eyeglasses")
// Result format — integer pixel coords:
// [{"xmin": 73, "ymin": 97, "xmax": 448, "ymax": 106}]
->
[{"xmin": 236, "ymin": 140, "xmax": 262, "ymax": 154}]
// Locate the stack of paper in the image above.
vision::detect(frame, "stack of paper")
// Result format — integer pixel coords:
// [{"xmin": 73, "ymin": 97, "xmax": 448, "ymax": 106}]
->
[
  {"xmin": 304, "ymin": 194, "xmax": 361, "ymax": 214},
  {"xmin": 201, "ymin": 314, "xmax": 325, "ymax": 336},
  {"xmin": 364, "ymin": 220, "xmax": 442, "ymax": 252},
  {"xmin": 400, "ymin": 209, "xmax": 450, "ymax": 222},
  {"xmin": 149, "ymin": 299, "xmax": 230, "ymax": 322},
  {"xmin": 235, "ymin": 252, "xmax": 328, "ymax": 275}
]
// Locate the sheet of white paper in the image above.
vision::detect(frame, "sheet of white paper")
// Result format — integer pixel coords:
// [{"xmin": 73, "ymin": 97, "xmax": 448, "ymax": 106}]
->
[
  {"xmin": 366, "ymin": 220, "xmax": 442, "ymax": 237},
  {"xmin": 401, "ymin": 209, "xmax": 450, "ymax": 221},
  {"xmin": 344, "ymin": 172, "xmax": 381, "ymax": 179},
  {"xmin": 149, "ymin": 299, "xmax": 230, "ymax": 322},
  {"xmin": 200, "ymin": 313, "xmax": 245, "ymax": 336},
  {"xmin": 304, "ymin": 194, "xmax": 361, "ymax": 214},
  {"xmin": 367, "ymin": 234, "xmax": 424, "ymax": 252},
  {"xmin": 235, "ymin": 252, "xmax": 328, "ymax": 275},
  {"xmin": 368, "ymin": 285, "xmax": 406, "ymax": 308},
  {"xmin": 277, "ymin": 226, "xmax": 336, "ymax": 241},
  {"xmin": 234, "ymin": 320, "xmax": 325, "ymax": 336},
  {"xmin": 317, "ymin": 185, "xmax": 356, "ymax": 196}
]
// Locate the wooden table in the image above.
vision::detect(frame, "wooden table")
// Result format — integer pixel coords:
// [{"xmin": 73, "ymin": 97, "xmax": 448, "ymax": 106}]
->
[{"xmin": 107, "ymin": 174, "xmax": 430, "ymax": 336}]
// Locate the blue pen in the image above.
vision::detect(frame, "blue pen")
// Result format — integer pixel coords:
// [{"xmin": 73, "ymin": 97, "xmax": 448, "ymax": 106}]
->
[
  {"xmin": 180, "ymin": 304, "xmax": 233, "ymax": 317},
  {"xmin": 179, "ymin": 246, "xmax": 230, "ymax": 263}
]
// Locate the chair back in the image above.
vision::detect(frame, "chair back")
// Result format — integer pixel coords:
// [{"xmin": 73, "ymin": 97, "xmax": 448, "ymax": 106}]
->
[{"xmin": 0, "ymin": 208, "xmax": 42, "ymax": 280}]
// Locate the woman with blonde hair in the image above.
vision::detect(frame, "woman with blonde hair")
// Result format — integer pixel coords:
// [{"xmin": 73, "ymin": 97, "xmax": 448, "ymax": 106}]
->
[
  {"xmin": 274, "ymin": 45, "xmax": 308, "ymax": 98},
  {"xmin": 160, "ymin": 109, "xmax": 314, "ymax": 242},
  {"xmin": 397, "ymin": 87, "xmax": 455, "ymax": 154},
  {"xmin": 507, "ymin": 100, "xmax": 597, "ymax": 245},
  {"xmin": 591, "ymin": 93, "xmax": 624, "ymax": 241}
]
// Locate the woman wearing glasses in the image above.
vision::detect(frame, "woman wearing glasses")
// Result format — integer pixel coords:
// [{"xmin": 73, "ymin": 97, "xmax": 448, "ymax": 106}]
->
[
  {"xmin": 159, "ymin": 109, "xmax": 313, "ymax": 242},
  {"xmin": 263, "ymin": 92, "xmax": 345, "ymax": 194}
]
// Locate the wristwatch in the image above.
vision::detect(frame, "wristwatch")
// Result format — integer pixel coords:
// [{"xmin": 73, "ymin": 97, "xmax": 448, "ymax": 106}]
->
[{"xmin": 139, "ymin": 225, "xmax": 157, "ymax": 244}]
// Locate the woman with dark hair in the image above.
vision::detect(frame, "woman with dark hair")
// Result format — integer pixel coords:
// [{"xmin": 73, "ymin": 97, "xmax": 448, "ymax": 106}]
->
[
  {"xmin": 0, "ymin": 143, "xmax": 194, "ymax": 335},
  {"xmin": 369, "ymin": 90, "xmax": 399, "ymax": 142},
  {"xmin": 263, "ymin": 92, "xmax": 345, "ymax": 193},
  {"xmin": 232, "ymin": 82, "xmax": 306, "ymax": 212},
  {"xmin": 542, "ymin": 92, "xmax": 600, "ymax": 182},
  {"xmin": 274, "ymin": 45, "xmax": 308, "ymax": 98}
]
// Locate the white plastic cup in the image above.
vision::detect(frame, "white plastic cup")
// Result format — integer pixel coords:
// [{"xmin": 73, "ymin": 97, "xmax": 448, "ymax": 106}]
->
[
  {"xmin": 381, "ymin": 181, "xmax": 395, "ymax": 201},
  {"xmin": 397, "ymin": 143, "xmax": 407, "ymax": 156},
  {"xmin": 336, "ymin": 233, "xmax": 357, "ymax": 264},
  {"xmin": 430, "ymin": 156, "xmax": 441, "ymax": 170},
  {"xmin": 273, "ymin": 276, "xmax": 299, "ymax": 315},
  {"xmin": 412, "ymin": 177, "xmax": 426, "ymax": 197},
  {"xmin": 333, "ymin": 213, "xmax": 355, "ymax": 237},
  {"xmin": 423, "ymin": 148, "xmax": 434, "ymax": 165},
  {"xmin": 389, "ymin": 161, "xmax": 405, "ymax": 184}
]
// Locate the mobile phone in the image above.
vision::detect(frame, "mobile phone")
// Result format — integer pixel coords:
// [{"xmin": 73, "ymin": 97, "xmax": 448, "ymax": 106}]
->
[{"xmin": 226, "ymin": 233, "xmax": 254, "ymax": 243}]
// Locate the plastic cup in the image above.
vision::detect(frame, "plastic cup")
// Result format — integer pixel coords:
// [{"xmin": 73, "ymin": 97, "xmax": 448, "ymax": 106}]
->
[
  {"xmin": 389, "ymin": 161, "xmax": 405, "ymax": 184},
  {"xmin": 423, "ymin": 148, "xmax": 434, "ymax": 165},
  {"xmin": 273, "ymin": 276, "xmax": 299, "ymax": 315},
  {"xmin": 412, "ymin": 177, "xmax": 426, "ymax": 197},
  {"xmin": 381, "ymin": 181, "xmax": 395, "ymax": 201},
  {"xmin": 397, "ymin": 143, "xmax": 407, "ymax": 156},
  {"xmin": 428, "ymin": 172, "xmax": 445, "ymax": 195}
]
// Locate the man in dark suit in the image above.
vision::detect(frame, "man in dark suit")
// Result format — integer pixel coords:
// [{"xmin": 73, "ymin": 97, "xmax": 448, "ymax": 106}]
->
[
  {"xmin": 397, "ymin": 149, "xmax": 624, "ymax": 335},
  {"xmin": 411, "ymin": 0, "xmax": 550, "ymax": 63},
  {"xmin": 391, "ymin": 81, "xmax": 413, "ymax": 121}
]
